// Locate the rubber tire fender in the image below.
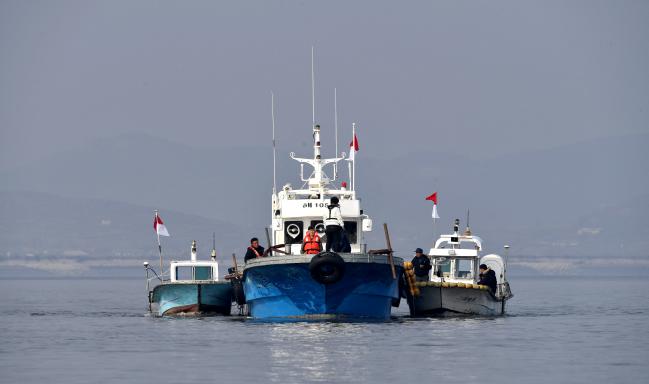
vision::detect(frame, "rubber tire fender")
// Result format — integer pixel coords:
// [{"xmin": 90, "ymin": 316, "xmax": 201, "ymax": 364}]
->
[{"xmin": 309, "ymin": 252, "xmax": 346, "ymax": 285}]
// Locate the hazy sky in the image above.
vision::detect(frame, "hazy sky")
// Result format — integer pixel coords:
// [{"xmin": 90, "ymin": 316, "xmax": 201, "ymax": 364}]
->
[{"xmin": 1, "ymin": 0, "xmax": 648, "ymax": 167}]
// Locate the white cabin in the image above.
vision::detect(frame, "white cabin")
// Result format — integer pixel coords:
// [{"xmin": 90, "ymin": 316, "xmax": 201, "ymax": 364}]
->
[
  {"xmin": 169, "ymin": 240, "xmax": 220, "ymax": 282},
  {"xmin": 429, "ymin": 232, "xmax": 483, "ymax": 284},
  {"xmin": 270, "ymin": 124, "xmax": 372, "ymax": 255}
]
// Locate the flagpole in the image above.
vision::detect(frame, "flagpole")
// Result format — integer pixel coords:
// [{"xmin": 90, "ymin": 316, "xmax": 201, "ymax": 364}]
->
[
  {"xmin": 155, "ymin": 210, "xmax": 163, "ymax": 279},
  {"xmin": 432, "ymin": 213, "xmax": 437, "ymax": 248},
  {"xmin": 352, "ymin": 122, "xmax": 356, "ymax": 192}
]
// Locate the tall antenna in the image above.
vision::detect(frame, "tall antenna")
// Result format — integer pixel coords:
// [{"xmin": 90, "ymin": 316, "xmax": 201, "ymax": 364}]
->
[
  {"xmin": 271, "ymin": 91, "xmax": 277, "ymax": 195},
  {"xmin": 334, "ymin": 87, "xmax": 338, "ymax": 179},
  {"xmin": 311, "ymin": 46, "xmax": 315, "ymax": 127},
  {"xmin": 211, "ymin": 231, "xmax": 216, "ymax": 260}
]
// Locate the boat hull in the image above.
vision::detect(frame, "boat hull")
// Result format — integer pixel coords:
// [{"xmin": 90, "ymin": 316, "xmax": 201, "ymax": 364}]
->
[
  {"xmin": 243, "ymin": 254, "xmax": 403, "ymax": 320},
  {"xmin": 151, "ymin": 282, "xmax": 233, "ymax": 316},
  {"xmin": 407, "ymin": 283, "xmax": 505, "ymax": 316}
]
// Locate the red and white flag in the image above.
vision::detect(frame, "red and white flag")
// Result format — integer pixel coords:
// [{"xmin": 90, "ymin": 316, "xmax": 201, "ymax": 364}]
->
[
  {"xmin": 153, "ymin": 213, "xmax": 170, "ymax": 237},
  {"xmin": 349, "ymin": 134, "xmax": 359, "ymax": 161},
  {"xmin": 425, "ymin": 192, "xmax": 440, "ymax": 219}
]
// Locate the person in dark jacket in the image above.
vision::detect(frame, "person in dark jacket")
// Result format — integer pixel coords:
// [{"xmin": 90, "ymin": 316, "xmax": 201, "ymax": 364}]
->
[
  {"xmin": 244, "ymin": 237, "xmax": 265, "ymax": 263},
  {"xmin": 478, "ymin": 264, "xmax": 498, "ymax": 293},
  {"xmin": 411, "ymin": 248, "xmax": 431, "ymax": 282},
  {"xmin": 339, "ymin": 230, "xmax": 352, "ymax": 253}
]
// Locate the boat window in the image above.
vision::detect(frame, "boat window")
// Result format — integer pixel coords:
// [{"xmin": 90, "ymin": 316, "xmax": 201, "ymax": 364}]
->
[
  {"xmin": 284, "ymin": 220, "xmax": 303, "ymax": 244},
  {"xmin": 343, "ymin": 221, "xmax": 358, "ymax": 244},
  {"xmin": 435, "ymin": 259, "xmax": 451, "ymax": 277},
  {"xmin": 176, "ymin": 266, "xmax": 192, "ymax": 281},
  {"xmin": 457, "ymin": 259, "xmax": 473, "ymax": 278},
  {"xmin": 310, "ymin": 220, "xmax": 326, "ymax": 236},
  {"xmin": 194, "ymin": 266, "xmax": 212, "ymax": 280}
]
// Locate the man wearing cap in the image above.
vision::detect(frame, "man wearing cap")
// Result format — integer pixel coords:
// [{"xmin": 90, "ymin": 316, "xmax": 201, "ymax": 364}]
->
[
  {"xmin": 411, "ymin": 248, "xmax": 431, "ymax": 282},
  {"xmin": 478, "ymin": 264, "xmax": 498, "ymax": 294}
]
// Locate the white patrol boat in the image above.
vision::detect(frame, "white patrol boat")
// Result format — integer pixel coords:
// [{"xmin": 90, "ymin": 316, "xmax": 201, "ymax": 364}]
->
[
  {"xmin": 242, "ymin": 123, "xmax": 404, "ymax": 320},
  {"xmin": 405, "ymin": 219, "xmax": 513, "ymax": 316},
  {"xmin": 145, "ymin": 240, "xmax": 233, "ymax": 316}
]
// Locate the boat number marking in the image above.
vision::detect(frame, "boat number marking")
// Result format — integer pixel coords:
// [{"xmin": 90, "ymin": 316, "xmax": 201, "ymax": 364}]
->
[{"xmin": 302, "ymin": 202, "xmax": 328, "ymax": 208}]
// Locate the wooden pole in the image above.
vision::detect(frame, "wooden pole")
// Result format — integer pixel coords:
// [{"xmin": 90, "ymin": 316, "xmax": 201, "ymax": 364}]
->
[{"xmin": 383, "ymin": 223, "xmax": 397, "ymax": 279}]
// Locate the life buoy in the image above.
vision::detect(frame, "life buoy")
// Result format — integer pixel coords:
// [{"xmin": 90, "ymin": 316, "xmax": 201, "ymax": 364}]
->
[{"xmin": 309, "ymin": 252, "xmax": 345, "ymax": 284}]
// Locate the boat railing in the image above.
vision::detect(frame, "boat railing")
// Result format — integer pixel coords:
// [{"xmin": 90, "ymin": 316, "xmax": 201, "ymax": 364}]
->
[{"xmin": 243, "ymin": 252, "xmax": 404, "ymax": 267}]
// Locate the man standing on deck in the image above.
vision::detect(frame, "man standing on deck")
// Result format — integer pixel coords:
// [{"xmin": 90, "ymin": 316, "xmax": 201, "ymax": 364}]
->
[
  {"xmin": 323, "ymin": 196, "xmax": 344, "ymax": 252},
  {"xmin": 244, "ymin": 237, "xmax": 265, "ymax": 263},
  {"xmin": 411, "ymin": 248, "xmax": 431, "ymax": 282}
]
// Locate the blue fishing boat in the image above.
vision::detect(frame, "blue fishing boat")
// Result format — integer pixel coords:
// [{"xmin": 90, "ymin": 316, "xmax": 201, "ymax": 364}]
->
[
  {"xmin": 242, "ymin": 119, "xmax": 404, "ymax": 320},
  {"xmin": 146, "ymin": 240, "xmax": 233, "ymax": 316}
]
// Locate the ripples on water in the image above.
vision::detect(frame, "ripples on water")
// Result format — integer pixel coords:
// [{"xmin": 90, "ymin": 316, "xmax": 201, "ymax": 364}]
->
[{"xmin": 0, "ymin": 276, "xmax": 647, "ymax": 383}]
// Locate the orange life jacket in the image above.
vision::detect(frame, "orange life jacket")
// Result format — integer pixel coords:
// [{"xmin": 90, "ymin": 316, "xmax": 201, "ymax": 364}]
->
[{"xmin": 303, "ymin": 232, "xmax": 321, "ymax": 254}]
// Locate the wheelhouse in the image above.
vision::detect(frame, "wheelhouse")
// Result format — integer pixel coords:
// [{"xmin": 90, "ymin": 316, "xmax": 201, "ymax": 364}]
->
[
  {"xmin": 169, "ymin": 261, "xmax": 220, "ymax": 282},
  {"xmin": 428, "ymin": 221, "xmax": 483, "ymax": 284}
]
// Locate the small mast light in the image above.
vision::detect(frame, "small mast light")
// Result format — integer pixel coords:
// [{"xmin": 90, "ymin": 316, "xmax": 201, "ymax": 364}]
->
[{"xmin": 450, "ymin": 219, "xmax": 460, "ymax": 244}]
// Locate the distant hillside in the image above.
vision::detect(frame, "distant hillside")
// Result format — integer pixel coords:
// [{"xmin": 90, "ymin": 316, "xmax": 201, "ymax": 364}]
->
[
  {"xmin": 0, "ymin": 190, "xmax": 249, "ymax": 272},
  {"xmin": 1, "ymin": 132, "xmax": 648, "ymax": 273}
]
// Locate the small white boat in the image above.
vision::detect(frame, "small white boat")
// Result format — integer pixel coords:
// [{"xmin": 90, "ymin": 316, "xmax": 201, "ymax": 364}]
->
[
  {"xmin": 405, "ymin": 219, "xmax": 513, "ymax": 316},
  {"xmin": 146, "ymin": 240, "xmax": 233, "ymax": 316}
]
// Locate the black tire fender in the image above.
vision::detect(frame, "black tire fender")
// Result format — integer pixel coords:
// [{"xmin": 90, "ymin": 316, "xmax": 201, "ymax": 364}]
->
[{"xmin": 309, "ymin": 252, "xmax": 346, "ymax": 285}]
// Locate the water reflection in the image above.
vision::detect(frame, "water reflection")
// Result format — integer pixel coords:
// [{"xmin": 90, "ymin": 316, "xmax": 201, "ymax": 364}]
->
[{"xmin": 266, "ymin": 322, "xmax": 371, "ymax": 383}]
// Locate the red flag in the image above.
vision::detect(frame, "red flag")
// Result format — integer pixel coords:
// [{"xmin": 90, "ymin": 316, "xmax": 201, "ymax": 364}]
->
[
  {"xmin": 425, "ymin": 192, "xmax": 438, "ymax": 205},
  {"xmin": 153, "ymin": 213, "xmax": 170, "ymax": 237},
  {"xmin": 349, "ymin": 134, "xmax": 359, "ymax": 161},
  {"xmin": 349, "ymin": 134, "xmax": 359, "ymax": 152}
]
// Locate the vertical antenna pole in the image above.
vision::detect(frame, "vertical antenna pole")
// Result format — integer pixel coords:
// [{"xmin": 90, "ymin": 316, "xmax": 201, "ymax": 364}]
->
[
  {"xmin": 311, "ymin": 46, "xmax": 315, "ymax": 127},
  {"xmin": 271, "ymin": 92, "xmax": 277, "ymax": 195},
  {"xmin": 334, "ymin": 87, "xmax": 338, "ymax": 179}
]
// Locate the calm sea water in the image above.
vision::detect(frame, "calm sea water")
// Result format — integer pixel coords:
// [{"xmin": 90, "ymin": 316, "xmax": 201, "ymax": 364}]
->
[{"xmin": 0, "ymin": 275, "xmax": 647, "ymax": 383}]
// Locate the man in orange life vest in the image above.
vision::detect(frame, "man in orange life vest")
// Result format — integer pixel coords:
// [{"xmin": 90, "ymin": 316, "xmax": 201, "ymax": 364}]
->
[
  {"xmin": 301, "ymin": 226, "xmax": 322, "ymax": 255},
  {"xmin": 244, "ymin": 237, "xmax": 265, "ymax": 263}
]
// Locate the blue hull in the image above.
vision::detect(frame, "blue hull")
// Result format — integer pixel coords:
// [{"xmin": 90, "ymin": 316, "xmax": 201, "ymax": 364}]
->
[
  {"xmin": 243, "ymin": 258, "xmax": 402, "ymax": 320},
  {"xmin": 151, "ymin": 282, "xmax": 232, "ymax": 316}
]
